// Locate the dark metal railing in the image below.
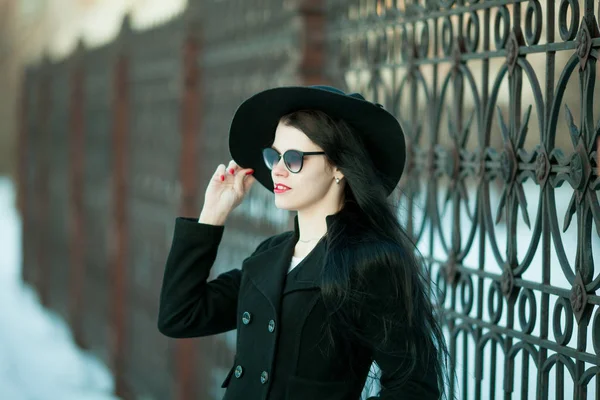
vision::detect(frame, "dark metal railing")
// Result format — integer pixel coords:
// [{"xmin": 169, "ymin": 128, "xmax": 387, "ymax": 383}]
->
[{"xmin": 17, "ymin": 0, "xmax": 598, "ymax": 399}]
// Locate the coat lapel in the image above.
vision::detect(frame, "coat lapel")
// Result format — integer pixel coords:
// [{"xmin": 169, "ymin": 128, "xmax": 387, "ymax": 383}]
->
[
  {"xmin": 283, "ymin": 237, "xmax": 326, "ymax": 295},
  {"xmin": 243, "ymin": 210, "xmax": 344, "ymax": 308},
  {"xmin": 242, "ymin": 232, "xmax": 296, "ymax": 311}
]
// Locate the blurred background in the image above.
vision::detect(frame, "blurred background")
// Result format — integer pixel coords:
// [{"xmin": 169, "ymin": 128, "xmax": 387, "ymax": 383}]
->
[{"xmin": 0, "ymin": 0, "xmax": 599, "ymax": 399}]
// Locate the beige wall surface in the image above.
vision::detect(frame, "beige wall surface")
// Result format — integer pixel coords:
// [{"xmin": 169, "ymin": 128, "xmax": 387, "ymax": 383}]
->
[{"xmin": 0, "ymin": 0, "xmax": 186, "ymax": 178}]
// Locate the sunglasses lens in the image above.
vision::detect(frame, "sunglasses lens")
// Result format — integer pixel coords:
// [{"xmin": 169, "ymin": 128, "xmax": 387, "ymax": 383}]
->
[
  {"xmin": 263, "ymin": 148, "xmax": 280, "ymax": 170},
  {"xmin": 284, "ymin": 151, "xmax": 303, "ymax": 173}
]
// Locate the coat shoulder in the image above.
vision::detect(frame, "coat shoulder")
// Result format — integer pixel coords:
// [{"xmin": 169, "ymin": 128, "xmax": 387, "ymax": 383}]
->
[
  {"xmin": 249, "ymin": 230, "xmax": 294, "ymax": 256},
  {"xmin": 266, "ymin": 230, "xmax": 294, "ymax": 247}
]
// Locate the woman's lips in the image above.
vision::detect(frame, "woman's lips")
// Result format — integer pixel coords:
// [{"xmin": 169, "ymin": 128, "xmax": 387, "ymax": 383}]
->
[{"xmin": 274, "ymin": 184, "xmax": 291, "ymax": 194}]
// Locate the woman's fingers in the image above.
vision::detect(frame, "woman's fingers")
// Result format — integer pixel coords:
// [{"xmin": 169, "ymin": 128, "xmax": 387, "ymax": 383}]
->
[
  {"xmin": 214, "ymin": 162, "xmax": 252, "ymax": 185},
  {"xmin": 214, "ymin": 164, "xmax": 227, "ymax": 182},
  {"xmin": 226, "ymin": 160, "xmax": 240, "ymax": 176},
  {"xmin": 242, "ymin": 172, "xmax": 256, "ymax": 193},
  {"xmin": 233, "ymin": 167, "xmax": 254, "ymax": 193}
]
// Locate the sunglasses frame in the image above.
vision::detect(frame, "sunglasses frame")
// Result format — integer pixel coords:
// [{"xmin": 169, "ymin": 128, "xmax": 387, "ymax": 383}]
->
[{"xmin": 262, "ymin": 147, "xmax": 326, "ymax": 174}]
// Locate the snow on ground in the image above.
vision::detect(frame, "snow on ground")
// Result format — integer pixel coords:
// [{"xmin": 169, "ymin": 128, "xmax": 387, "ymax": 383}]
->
[{"xmin": 0, "ymin": 177, "xmax": 119, "ymax": 400}]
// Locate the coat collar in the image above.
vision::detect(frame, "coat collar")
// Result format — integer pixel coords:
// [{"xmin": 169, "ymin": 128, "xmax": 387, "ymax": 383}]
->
[{"xmin": 241, "ymin": 207, "xmax": 346, "ymax": 311}]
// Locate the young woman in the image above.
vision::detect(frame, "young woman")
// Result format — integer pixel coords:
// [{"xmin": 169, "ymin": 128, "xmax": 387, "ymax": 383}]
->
[{"xmin": 158, "ymin": 86, "xmax": 451, "ymax": 400}]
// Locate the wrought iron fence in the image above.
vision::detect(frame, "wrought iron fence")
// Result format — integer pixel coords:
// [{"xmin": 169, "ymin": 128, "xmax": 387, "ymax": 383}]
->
[
  {"xmin": 325, "ymin": 0, "xmax": 599, "ymax": 398},
  {"xmin": 16, "ymin": 0, "xmax": 599, "ymax": 399}
]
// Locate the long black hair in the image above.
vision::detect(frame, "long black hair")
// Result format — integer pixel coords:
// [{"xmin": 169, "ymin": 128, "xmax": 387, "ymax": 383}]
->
[{"xmin": 280, "ymin": 109, "xmax": 453, "ymax": 399}]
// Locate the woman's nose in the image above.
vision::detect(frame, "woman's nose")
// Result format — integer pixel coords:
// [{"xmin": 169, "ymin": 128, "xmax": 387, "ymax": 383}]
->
[{"xmin": 272, "ymin": 157, "xmax": 288, "ymax": 176}]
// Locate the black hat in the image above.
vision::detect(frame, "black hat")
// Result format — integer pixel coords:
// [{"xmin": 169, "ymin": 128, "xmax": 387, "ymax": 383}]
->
[{"xmin": 228, "ymin": 85, "xmax": 405, "ymax": 196}]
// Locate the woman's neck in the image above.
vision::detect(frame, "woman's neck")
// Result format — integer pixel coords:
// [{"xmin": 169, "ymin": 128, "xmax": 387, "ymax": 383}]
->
[{"xmin": 296, "ymin": 203, "xmax": 341, "ymax": 241}]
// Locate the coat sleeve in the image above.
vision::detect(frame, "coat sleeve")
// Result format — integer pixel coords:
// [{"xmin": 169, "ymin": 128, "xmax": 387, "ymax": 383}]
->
[{"xmin": 157, "ymin": 217, "xmax": 269, "ymax": 338}]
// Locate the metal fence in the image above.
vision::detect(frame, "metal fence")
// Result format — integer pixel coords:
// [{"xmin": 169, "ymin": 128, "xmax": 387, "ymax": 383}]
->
[
  {"xmin": 17, "ymin": 0, "xmax": 599, "ymax": 399},
  {"xmin": 324, "ymin": 1, "xmax": 600, "ymax": 398}
]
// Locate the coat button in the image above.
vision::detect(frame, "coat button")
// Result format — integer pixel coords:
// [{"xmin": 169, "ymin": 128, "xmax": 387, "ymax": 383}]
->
[
  {"xmin": 268, "ymin": 319, "xmax": 275, "ymax": 333},
  {"xmin": 234, "ymin": 365, "xmax": 243, "ymax": 378},
  {"xmin": 242, "ymin": 311, "xmax": 252, "ymax": 325},
  {"xmin": 260, "ymin": 371, "xmax": 269, "ymax": 384}
]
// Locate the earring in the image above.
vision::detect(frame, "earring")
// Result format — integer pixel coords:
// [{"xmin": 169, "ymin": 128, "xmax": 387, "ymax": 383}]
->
[{"xmin": 335, "ymin": 177, "xmax": 340, "ymax": 184}]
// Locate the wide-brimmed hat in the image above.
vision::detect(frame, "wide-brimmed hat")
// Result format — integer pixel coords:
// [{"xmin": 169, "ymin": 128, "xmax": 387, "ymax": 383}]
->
[{"xmin": 228, "ymin": 85, "xmax": 405, "ymax": 196}]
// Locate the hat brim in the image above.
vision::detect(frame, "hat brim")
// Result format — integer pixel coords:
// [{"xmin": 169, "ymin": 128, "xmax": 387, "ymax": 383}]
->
[{"xmin": 228, "ymin": 86, "xmax": 405, "ymax": 196}]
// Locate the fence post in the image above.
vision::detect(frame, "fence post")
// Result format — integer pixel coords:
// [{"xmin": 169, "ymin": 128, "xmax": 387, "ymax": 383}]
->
[
  {"xmin": 68, "ymin": 40, "xmax": 86, "ymax": 348},
  {"xmin": 299, "ymin": 0, "xmax": 327, "ymax": 85},
  {"xmin": 175, "ymin": 12, "xmax": 203, "ymax": 399},
  {"xmin": 36, "ymin": 56, "xmax": 52, "ymax": 306},
  {"xmin": 110, "ymin": 14, "xmax": 132, "ymax": 399},
  {"xmin": 17, "ymin": 68, "xmax": 29, "ymax": 282}
]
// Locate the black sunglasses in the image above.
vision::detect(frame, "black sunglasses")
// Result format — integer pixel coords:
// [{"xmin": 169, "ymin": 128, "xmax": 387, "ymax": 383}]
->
[{"xmin": 262, "ymin": 147, "xmax": 326, "ymax": 173}]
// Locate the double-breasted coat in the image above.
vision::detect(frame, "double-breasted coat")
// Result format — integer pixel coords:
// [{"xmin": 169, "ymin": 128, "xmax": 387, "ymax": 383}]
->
[{"xmin": 157, "ymin": 211, "xmax": 440, "ymax": 400}]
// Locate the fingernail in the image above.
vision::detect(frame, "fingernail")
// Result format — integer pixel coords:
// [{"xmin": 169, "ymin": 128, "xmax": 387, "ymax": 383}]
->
[
  {"xmin": 220, "ymin": 175, "xmax": 225, "ymax": 181},
  {"xmin": 229, "ymin": 168, "xmax": 235, "ymax": 174},
  {"xmin": 246, "ymin": 170, "xmax": 254, "ymax": 175}
]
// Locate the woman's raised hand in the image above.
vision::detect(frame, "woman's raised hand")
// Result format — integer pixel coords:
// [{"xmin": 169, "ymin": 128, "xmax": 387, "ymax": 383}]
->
[{"xmin": 198, "ymin": 160, "xmax": 255, "ymax": 225}]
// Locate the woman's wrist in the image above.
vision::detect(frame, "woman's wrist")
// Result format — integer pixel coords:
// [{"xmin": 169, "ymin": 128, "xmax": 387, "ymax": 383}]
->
[{"xmin": 198, "ymin": 211, "xmax": 227, "ymax": 226}]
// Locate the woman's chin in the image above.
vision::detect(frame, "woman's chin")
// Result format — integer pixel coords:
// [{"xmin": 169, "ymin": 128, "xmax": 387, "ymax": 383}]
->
[
  {"xmin": 274, "ymin": 197, "xmax": 298, "ymax": 211},
  {"xmin": 274, "ymin": 200, "xmax": 292, "ymax": 210}
]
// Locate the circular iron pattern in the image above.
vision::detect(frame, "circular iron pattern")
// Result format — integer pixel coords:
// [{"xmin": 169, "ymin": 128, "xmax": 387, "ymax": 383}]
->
[
  {"xmin": 525, "ymin": 0, "xmax": 542, "ymax": 45},
  {"xmin": 505, "ymin": 33, "xmax": 519, "ymax": 72},
  {"xmin": 452, "ymin": 41, "xmax": 464, "ymax": 69},
  {"xmin": 487, "ymin": 281, "xmax": 504, "ymax": 324},
  {"xmin": 427, "ymin": 146, "xmax": 436, "ymax": 175},
  {"xmin": 500, "ymin": 149, "xmax": 515, "ymax": 183},
  {"xmin": 385, "ymin": 29, "xmax": 395, "ymax": 64},
  {"xmin": 474, "ymin": 150, "xmax": 484, "ymax": 178},
  {"xmin": 447, "ymin": 315, "xmax": 456, "ymax": 331},
  {"xmin": 435, "ymin": 266, "xmax": 448, "ymax": 306},
  {"xmin": 552, "ymin": 297, "xmax": 574, "ymax": 346},
  {"xmin": 465, "ymin": 11, "xmax": 480, "ymax": 53},
  {"xmin": 360, "ymin": 36, "xmax": 369, "ymax": 65},
  {"xmin": 399, "ymin": 26, "xmax": 410, "ymax": 62},
  {"xmin": 570, "ymin": 281, "xmax": 584, "ymax": 314},
  {"xmin": 446, "ymin": 147, "xmax": 459, "ymax": 179},
  {"xmin": 445, "ymin": 255, "xmax": 460, "ymax": 286},
  {"xmin": 535, "ymin": 151, "xmax": 549, "ymax": 183},
  {"xmin": 366, "ymin": 33, "xmax": 376, "ymax": 65},
  {"xmin": 500, "ymin": 151, "xmax": 510, "ymax": 181},
  {"xmin": 442, "ymin": 17, "xmax": 454, "ymax": 56},
  {"xmin": 418, "ymin": 22, "xmax": 430, "ymax": 59},
  {"xmin": 437, "ymin": 0, "xmax": 456, "ymax": 9},
  {"xmin": 576, "ymin": 24, "xmax": 592, "ymax": 69},
  {"xmin": 460, "ymin": 275, "xmax": 474, "ymax": 315},
  {"xmin": 493, "ymin": 6, "xmax": 510, "ymax": 50},
  {"xmin": 569, "ymin": 152, "xmax": 583, "ymax": 190},
  {"xmin": 501, "ymin": 265, "xmax": 515, "ymax": 297},
  {"xmin": 558, "ymin": 0, "xmax": 580, "ymax": 41},
  {"xmin": 518, "ymin": 288, "xmax": 537, "ymax": 334},
  {"xmin": 372, "ymin": 30, "xmax": 388, "ymax": 64}
]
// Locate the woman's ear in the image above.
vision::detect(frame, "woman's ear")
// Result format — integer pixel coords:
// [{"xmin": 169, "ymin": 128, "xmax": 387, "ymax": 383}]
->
[{"xmin": 334, "ymin": 167, "xmax": 345, "ymax": 180}]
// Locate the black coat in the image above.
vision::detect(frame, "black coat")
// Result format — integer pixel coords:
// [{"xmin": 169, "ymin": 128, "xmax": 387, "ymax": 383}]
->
[{"xmin": 158, "ymin": 212, "xmax": 440, "ymax": 400}]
